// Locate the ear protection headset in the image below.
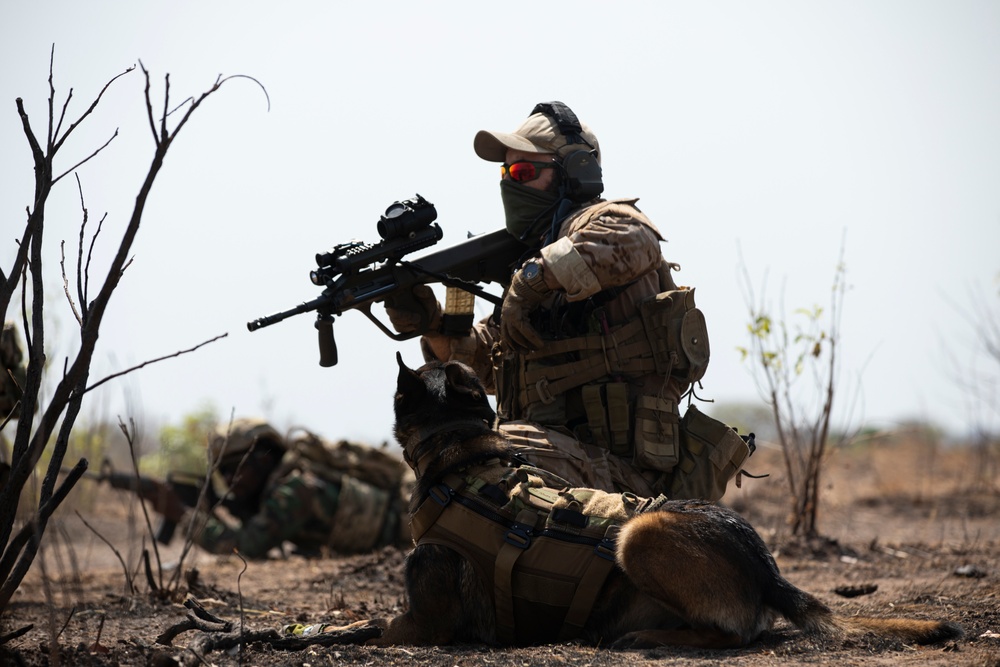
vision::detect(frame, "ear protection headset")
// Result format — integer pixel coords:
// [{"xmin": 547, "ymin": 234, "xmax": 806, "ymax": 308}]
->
[{"xmin": 530, "ymin": 101, "xmax": 604, "ymax": 203}]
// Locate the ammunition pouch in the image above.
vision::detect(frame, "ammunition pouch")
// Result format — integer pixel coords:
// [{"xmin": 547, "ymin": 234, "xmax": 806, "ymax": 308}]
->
[
  {"xmin": 638, "ymin": 288, "xmax": 709, "ymax": 384},
  {"xmin": 581, "ymin": 383, "xmax": 632, "ymax": 456},
  {"xmin": 667, "ymin": 405, "xmax": 751, "ymax": 502},
  {"xmin": 633, "ymin": 396, "xmax": 681, "ymax": 473}
]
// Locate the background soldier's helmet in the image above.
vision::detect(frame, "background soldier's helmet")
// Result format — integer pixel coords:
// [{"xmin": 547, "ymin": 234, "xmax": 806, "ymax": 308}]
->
[{"xmin": 208, "ymin": 418, "xmax": 284, "ymax": 464}]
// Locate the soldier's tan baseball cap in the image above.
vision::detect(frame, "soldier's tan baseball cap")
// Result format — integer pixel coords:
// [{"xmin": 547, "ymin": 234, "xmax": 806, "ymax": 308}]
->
[
  {"xmin": 208, "ymin": 418, "xmax": 283, "ymax": 464},
  {"xmin": 474, "ymin": 111, "xmax": 600, "ymax": 163}
]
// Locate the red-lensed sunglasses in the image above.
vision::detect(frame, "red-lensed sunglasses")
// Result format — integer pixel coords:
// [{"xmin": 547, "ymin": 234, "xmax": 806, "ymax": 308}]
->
[{"xmin": 500, "ymin": 160, "xmax": 556, "ymax": 183}]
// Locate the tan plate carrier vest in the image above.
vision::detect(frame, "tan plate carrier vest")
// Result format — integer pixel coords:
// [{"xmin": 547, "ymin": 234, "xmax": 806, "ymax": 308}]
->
[{"xmin": 409, "ymin": 462, "xmax": 667, "ymax": 645}]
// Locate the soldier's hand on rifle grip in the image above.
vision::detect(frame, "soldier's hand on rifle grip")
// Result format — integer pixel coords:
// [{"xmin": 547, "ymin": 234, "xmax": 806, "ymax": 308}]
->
[{"xmin": 384, "ymin": 285, "xmax": 442, "ymax": 335}]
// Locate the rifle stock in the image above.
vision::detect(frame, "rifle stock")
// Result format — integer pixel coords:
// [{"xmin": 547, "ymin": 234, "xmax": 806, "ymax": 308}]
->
[
  {"xmin": 84, "ymin": 467, "xmax": 221, "ymax": 545},
  {"xmin": 247, "ymin": 195, "xmax": 524, "ymax": 366}
]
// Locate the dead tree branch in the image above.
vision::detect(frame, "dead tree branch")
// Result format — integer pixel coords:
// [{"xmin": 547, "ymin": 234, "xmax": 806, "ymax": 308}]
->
[
  {"xmin": 156, "ymin": 601, "xmax": 382, "ymax": 667},
  {"xmin": 1, "ymin": 48, "xmax": 265, "ymax": 614},
  {"xmin": 84, "ymin": 333, "xmax": 228, "ymax": 395}
]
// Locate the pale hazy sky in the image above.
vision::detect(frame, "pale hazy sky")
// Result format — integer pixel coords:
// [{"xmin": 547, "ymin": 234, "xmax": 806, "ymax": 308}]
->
[{"xmin": 2, "ymin": 1, "xmax": 998, "ymax": 446}]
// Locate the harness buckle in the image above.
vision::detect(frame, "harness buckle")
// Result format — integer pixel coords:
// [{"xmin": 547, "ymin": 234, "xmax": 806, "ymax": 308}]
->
[
  {"xmin": 428, "ymin": 484, "xmax": 453, "ymax": 507},
  {"xmin": 535, "ymin": 378, "xmax": 556, "ymax": 405},
  {"xmin": 504, "ymin": 523, "xmax": 533, "ymax": 549},
  {"xmin": 594, "ymin": 524, "xmax": 619, "ymax": 561}
]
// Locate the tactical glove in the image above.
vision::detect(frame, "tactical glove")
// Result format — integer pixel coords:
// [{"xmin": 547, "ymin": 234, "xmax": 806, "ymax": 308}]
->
[
  {"xmin": 384, "ymin": 284, "xmax": 442, "ymax": 335},
  {"xmin": 500, "ymin": 262, "xmax": 551, "ymax": 353}
]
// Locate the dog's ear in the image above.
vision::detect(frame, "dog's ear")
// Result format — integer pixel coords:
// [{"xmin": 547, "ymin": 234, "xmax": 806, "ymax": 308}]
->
[
  {"xmin": 395, "ymin": 352, "xmax": 426, "ymax": 405},
  {"xmin": 443, "ymin": 362, "xmax": 483, "ymax": 400},
  {"xmin": 443, "ymin": 362, "xmax": 496, "ymax": 421}
]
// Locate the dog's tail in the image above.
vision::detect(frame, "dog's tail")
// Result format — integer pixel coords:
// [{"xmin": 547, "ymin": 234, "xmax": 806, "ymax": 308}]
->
[
  {"xmin": 765, "ymin": 578, "xmax": 838, "ymax": 635},
  {"xmin": 766, "ymin": 580, "xmax": 962, "ymax": 645},
  {"xmin": 834, "ymin": 616, "xmax": 963, "ymax": 644}
]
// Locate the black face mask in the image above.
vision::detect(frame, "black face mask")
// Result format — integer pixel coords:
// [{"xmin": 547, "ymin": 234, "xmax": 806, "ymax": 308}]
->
[{"xmin": 500, "ymin": 179, "xmax": 562, "ymax": 243}]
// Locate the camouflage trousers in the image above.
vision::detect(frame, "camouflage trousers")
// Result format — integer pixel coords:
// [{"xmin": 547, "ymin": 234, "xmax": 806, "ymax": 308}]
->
[{"xmin": 498, "ymin": 420, "xmax": 661, "ymax": 497}]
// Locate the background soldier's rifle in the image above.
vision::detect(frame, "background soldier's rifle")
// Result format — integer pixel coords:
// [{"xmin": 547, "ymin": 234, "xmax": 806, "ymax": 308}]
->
[
  {"xmin": 247, "ymin": 194, "xmax": 524, "ymax": 366},
  {"xmin": 70, "ymin": 460, "xmax": 226, "ymax": 545}
]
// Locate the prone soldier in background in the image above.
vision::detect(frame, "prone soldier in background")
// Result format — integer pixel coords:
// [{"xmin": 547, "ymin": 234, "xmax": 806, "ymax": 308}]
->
[{"xmin": 146, "ymin": 418, "xmax": 413, "ymax": 559}]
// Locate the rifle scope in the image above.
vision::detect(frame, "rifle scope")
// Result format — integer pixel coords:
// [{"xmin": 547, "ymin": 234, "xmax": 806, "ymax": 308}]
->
[
  {"xmin": 312, "ymin": 195, "xmax": 440, "ymax": 284},
  {"xmin": 376, "ymin": 194, "xmax": 437, "ymax": 240}
]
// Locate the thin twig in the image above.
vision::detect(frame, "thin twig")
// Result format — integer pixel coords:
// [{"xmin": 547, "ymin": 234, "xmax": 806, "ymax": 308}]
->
[
  {"xmin": 56, "ymin": 607, "xmax": 76, "ymax": 641},
  {"xmin": 53, "ymin": 129, "xmax": 119, "ymax": 185},
  {"xmin": 169, "ymin": 408, "xmax": 236, "ymax": 591},
  {"xmin": 50, "ymin": 60, "xmax": 134, "ymax": 155},
  {"xmin": 84, "ymin": 334, "xmax": 228, "ymax": 394},
  {"xmin": 118, "ymin": 417, "xmax": 164, "ymax": 590},
  {"xmin": 142, "ymin": 549, "xmax": 159, "ymax": 597},
  {"xmin": 235, "ymin": 549, "xmax": 248, "ymax": 665},
  {"xmin": 75, "ymin": 511, "xmax": 135, "ymax": 595},
  {"xmin": 59, "ymin": 241, "xmax": 82, "ymax": 325}
]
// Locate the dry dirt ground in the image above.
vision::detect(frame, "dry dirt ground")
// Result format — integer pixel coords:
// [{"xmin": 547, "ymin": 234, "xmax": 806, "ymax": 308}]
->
[{"xmin": 2, "ymin": 437, "xmax": 999, "ymax": 667}]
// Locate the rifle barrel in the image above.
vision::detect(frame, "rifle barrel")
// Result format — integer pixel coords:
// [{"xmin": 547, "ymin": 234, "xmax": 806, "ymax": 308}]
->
[{"xmin": 247, "ymin": 295, "xmax": 330, "ymax": 331}]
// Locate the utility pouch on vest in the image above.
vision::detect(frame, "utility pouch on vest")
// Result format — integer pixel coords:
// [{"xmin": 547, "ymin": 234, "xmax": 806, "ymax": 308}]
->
[
  {"xmin": 639, "ymin": 288, "xmax": 710, "ymax": 384},
  {"xmin": 633, "ymin": 396, "xmax": 680, "ymax": 472},
  {"xmin": 492, "ymin": 343, "xmax": 518, "ymax": 420},
  {"xmin": 669, "ymin": 405, "xmax": 750, "ymax": 502},
  {"xmin": 581, "ymin": 382, "xmax": 631, "ymax": 456}
]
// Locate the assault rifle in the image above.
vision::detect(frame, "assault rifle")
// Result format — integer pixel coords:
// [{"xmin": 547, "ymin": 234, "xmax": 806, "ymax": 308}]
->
[
  {"xmin": 72, "ymin": 460, "xmax": 228, "ymax": 545},
  {"xmin": 247, "ymin": 194, "xmax": 525, "ymax": 366}
]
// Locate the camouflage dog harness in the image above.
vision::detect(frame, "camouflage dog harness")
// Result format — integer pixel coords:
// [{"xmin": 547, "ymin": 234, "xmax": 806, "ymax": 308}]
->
[{"xmin": 410, "ymin": 461, "xmax": 667, "ymax": 645}]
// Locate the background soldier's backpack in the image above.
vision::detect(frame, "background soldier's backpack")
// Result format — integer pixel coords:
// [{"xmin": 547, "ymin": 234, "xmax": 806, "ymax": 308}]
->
[
  {"xmin": 281, "ymin": 429, "xmax": 414, "ymax": 552},
  {"xmin": 284, "ymin": 429, "xmax": 410, "ymax": 492}
]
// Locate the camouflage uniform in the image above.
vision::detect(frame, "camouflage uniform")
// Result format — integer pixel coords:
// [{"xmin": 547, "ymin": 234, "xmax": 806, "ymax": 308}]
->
[
  {"xmin": 422, "ymin": 200, "xmax": 695, "ymax": 498},
  {"xmin": 183, "ymin": 420, "xmax": 412, "ymax": 559}
]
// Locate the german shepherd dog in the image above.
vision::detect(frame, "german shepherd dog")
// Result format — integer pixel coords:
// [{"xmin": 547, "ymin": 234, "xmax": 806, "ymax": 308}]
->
[{"xmin": 366, "ymin": 354, "xmax": 962, "ymax": 649}]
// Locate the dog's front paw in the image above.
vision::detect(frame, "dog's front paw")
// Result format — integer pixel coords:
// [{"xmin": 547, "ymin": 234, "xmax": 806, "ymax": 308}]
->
[{"xmin": 608, "ymin": 631, "xmax": 645, "ymax": 651}]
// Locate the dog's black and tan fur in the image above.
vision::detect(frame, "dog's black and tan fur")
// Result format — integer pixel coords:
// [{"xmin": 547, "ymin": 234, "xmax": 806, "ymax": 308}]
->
[{"xmin": 367, "ymin": 355, "xmax": 962, "ymax": 649}]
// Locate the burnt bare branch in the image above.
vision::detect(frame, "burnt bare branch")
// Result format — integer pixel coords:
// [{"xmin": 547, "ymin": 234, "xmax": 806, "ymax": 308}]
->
[
  {"xmin": 1, "ymin": 52, "xmax": 259, "ymax": 616},
  {"xmin": 85, "ymin": 334, "xmax": 228, "ymax": 394}
]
